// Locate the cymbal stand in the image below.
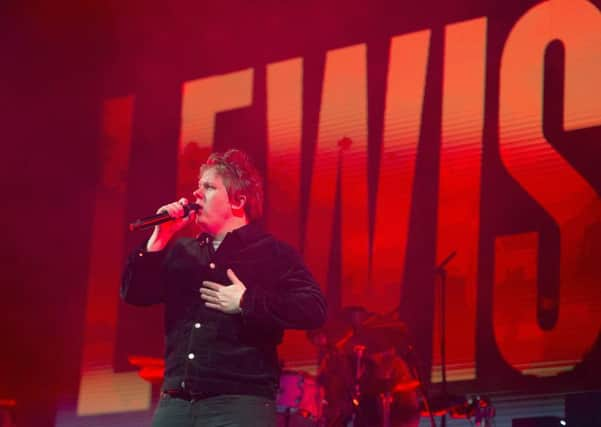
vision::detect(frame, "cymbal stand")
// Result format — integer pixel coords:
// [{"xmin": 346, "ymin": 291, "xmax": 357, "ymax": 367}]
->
[
  {"xmin": 472, "ymin": 396, "xmax": 495, "ymax": 427},
  {"xmin": 378, "ymin": 391, "xmax": 393, "ymax": 427},
  {"xmin": 435, "ymin": 250, "xmax": 456, "ymax": 427},
  {"xmin": 350, "ymin": 345, "xmax": 366, "ymax": 426},
  {"xmin": 405, "ymin": 344, "xmax": 436, "ymax": 427}
]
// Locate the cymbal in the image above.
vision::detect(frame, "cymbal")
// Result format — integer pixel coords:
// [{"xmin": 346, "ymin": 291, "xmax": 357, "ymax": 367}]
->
[
  {"xmin": 306, "ymin": 320, "xmax": 352, "ymax": 348},
  {"xmin": 338, "ymin": 321, "xmax": 408, "ymax": 354},
  {"xmin": 362, "ymin": 319, "xmax": 407, "ymax": 333},
  {"xmin": 307, "ymin": 306, "xmax": 377, "ymax": 347},
  {"xmin": 339, "ymin": 305, "xmax": 374, "ymax": 324},
  {"xmin": 308, "ymin": 306, "xmax": 408, "ymax": 354},
  {"xmin": 392, "ymin": 379, "xmax": 420, "ymax": 392}
]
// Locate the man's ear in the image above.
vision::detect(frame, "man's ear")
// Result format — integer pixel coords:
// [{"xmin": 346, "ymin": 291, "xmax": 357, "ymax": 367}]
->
[{"xmin": 231, "ymin": 195, "xmax": 247, "ymax": 215}]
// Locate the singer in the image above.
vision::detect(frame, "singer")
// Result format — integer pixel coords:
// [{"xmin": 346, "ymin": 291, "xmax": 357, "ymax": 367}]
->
[{"xmin": 121, "ymin": 149, "xmax": 327, "ymax": 427}]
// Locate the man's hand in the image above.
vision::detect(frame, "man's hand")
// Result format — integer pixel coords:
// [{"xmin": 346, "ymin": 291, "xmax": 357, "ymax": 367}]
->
[
  {"xmin": 147, "ymin": 198, "xmax": 196, "ymax": 252},
  {"xmin": 200, "ymin": 269, "xmax": 246, "ymax": 314}
]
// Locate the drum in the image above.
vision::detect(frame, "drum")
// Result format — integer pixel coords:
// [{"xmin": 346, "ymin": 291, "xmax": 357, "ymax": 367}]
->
[
  {"xmin": 276, "ymin": 371, "xmax": 324, "ymax": 427},
  {"xmin": 319, "ymin": 349, "xmax": 420, "ymax": 427}
]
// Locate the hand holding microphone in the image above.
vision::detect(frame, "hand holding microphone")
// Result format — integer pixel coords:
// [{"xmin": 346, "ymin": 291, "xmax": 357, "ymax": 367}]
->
[{"xmin": 132, "ymin": 198, "xmax": 199, "ymax": 252}]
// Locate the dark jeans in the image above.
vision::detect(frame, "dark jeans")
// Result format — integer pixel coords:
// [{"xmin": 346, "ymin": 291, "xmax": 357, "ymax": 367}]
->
[{"xmin": 152, "ymin": 394, "xmax": 277, "ymax": 427}]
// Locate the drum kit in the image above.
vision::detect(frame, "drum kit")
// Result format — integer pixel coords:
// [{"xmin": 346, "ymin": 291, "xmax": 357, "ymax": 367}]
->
[
  {"xmin": 276, "ymin": 306, "xmax": 496, "ymax": 427},
  {"xmin": 276, "ymin": 306, "xmax": 422, "ymax": 427}
]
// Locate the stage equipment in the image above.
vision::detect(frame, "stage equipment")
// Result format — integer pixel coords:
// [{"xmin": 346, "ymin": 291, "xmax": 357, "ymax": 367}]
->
[
  {"xmin": 313, "ymin": 306, "xmax": 422, "ymax": 427},
  {"xmin": 512, "ymin": 416, "xmax": 565, "ymax": 427},
  {"xmin": 276, "ymin": 371, "xmax": 325, "ymax": 427},
  {"xmin": 433, "ymin": 250, "xmax": 456, "ymax": 427},
  {"xmin": 449, "ymin": 396, "xmax": 495, "ymax": 426},
  {"xmin": 128, "ymin": 355, "xmax": 165, "ymax": 383}
]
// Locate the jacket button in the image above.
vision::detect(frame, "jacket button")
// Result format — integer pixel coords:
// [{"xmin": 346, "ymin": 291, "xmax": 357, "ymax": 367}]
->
[
  {"xmin": 187, "ymin": 353, "xmax": 195, "ymax": 360},
  {"xmin": 194, "ymin": 323, "xmax": 202, "ymax": 329},
  {"xmin": 209, "ymin": 262, "xmax": 216, "ymax": 270}
]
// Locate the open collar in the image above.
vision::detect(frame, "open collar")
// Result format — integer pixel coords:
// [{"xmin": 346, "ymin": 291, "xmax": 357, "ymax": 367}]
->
[{"xmin": 197, "ymin": 221, "xmax": 267, "ymax": 256}]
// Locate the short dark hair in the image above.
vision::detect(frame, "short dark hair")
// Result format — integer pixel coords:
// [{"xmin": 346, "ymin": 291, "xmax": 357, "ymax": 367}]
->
[{"xmin": 200, "ymin": 149, "xmax": 264, "ymax": 221}]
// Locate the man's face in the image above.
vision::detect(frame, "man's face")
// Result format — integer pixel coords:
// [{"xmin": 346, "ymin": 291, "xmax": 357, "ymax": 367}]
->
[{"xmin": 192, "ymin": 167, "xmax": 233, "ymax": 234}]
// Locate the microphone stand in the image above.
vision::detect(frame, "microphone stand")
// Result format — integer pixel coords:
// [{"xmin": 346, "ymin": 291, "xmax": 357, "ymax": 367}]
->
[{"xmin": 435, "ymin": 250, "xmax": 456, "ymax": 427}]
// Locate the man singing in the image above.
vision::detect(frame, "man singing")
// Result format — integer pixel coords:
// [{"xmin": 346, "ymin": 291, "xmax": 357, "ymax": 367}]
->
[{"xmin": 121, "ymin": 149, "xmax": 327, "ymax": 426}]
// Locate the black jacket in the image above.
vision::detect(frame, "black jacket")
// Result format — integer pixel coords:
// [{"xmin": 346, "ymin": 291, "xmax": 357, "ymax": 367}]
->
[{"xmin": 121, "ymin": 222, "xmax": 327, "ymax": 399}]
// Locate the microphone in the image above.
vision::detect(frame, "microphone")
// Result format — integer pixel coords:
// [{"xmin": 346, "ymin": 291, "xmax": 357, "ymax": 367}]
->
[
  {"xmin": 435, "ymin": 250, "xmax": 457, "ymax": 273},
  {"xmin": 129, "ymin": 203, "xmax": 200, "ymax": 232}
]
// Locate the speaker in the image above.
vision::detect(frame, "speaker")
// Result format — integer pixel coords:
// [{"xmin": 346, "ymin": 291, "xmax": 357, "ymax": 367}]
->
[{"xmin": 512, "ymin": 417, "xmax": 563, "ymax": 427}]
